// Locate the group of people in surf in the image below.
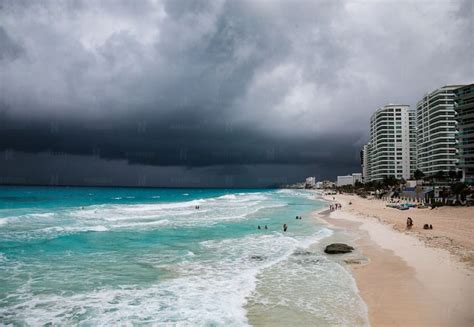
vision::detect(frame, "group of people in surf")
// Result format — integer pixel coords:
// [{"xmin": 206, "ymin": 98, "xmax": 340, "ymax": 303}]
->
[
  {"xmin": 257, "ymin": 215, "xmax": 303, "ymax": 232},
  {"xmin": 329, "ymin": 203, "xmax": 341, "ymax": 211}
]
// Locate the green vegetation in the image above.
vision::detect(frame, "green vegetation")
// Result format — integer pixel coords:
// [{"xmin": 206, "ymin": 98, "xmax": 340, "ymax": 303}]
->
[{"xmin": 335, "ymin": 174, "xmax": 473, "ymax": 206}]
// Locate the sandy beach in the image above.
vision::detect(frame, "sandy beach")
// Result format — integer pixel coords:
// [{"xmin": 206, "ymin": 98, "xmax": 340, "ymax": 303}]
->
[{"xmin": 318, "ymin": 193, "xmax": 474, "ymax": 326}]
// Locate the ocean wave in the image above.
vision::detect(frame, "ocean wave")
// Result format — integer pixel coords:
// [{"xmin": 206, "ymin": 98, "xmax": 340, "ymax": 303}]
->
[
  {"xmin": 40, "ymin": 225, "xmax": 110, "ymax": 234},
  {"xmin": 27, "ymin": 212, "xmax": 55, "ymax": 218},
  {"xmin": 0, "ymin": 229, "xmax": 332, "ymax": 326},
  {"xmin": 246, "ymin": 228, "xmax": 368, "ymax": 326},
  {"xmin": 110, "ymin": 220, "xmax": 170, "ymax": 229},
  {"xmin": 217, "ymin": 194, "xmax": 237, "ymax": 200},
  {"xmin": 0, "ymin": 190, "xmax": 334, "ymax": 326}
]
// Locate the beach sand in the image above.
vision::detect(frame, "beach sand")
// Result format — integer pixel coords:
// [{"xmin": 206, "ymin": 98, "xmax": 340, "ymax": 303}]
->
[{"xmin": 317, "ymin": 194, "xmax": 474, "ymax": 326}]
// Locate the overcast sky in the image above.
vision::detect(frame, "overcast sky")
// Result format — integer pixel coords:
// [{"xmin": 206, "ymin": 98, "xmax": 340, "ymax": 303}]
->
[{"xmin": 1, "ymin": 0, "xmax": 473, "ymax": 187}]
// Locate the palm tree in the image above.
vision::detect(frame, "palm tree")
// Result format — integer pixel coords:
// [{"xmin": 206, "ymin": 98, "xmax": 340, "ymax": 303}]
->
[
  {"xmin": 414, "ymin": 169, "xmax": 425, "ymax": 180},
  {"xmin": 451, "ymin": 182, "xmax": 469, "ymax": 204},
  {"xmin": 434, "ymin": 170, "xmax": 446, "ymax": 181},
  {"xmin": 448, "ymin": 170, "xmax": 457, "ymax": 182}
]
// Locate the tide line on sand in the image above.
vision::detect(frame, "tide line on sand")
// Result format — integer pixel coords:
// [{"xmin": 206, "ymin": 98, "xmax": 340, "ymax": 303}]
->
[{"xmin": 318, "ymin": 194, "xmax": 474, "ymax": 327}]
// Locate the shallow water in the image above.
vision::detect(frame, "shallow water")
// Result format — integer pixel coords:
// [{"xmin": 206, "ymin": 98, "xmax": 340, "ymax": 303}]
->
[{"xmin": 0, "ymin": 186, "xmax": 368, "ymax": 325}]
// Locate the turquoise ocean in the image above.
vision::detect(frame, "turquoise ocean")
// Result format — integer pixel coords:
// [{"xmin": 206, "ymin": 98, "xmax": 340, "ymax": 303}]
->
[{"xmin": 0, "ymin": 187, "xmax": 368, "ymax": 326}]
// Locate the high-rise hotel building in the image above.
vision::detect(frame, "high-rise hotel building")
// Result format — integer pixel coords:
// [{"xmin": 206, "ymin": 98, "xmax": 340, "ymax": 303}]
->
[
  {"xmin": 416, "ymin": 85, "xmax": 465, "ymax": 175},
  {"xmin": 454, "ymin": 84, "xmax": 474, "ymax": 183},
  {"xmin": 361, "ymin": 144, "xmax": 370, "ymax": 181},
  {"xmin": 364, "ymin": 104, "xmax": 416, "ymax": 181}
]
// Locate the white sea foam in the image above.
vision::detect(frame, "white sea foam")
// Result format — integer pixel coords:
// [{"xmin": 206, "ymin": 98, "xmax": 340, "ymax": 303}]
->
[
  {"xmin": 0, "ymin": 190, "xmax": 348, "ymax": 325},
  {"xmin": 217, "ymin": 194, "xmax": 237, "ymax": 200},
  {"xmin": 39, "ymin": 225, "xmax": 110, "ymax": 234},
  {"xmin": 27, "ymin": 212, "xmax": 55, "ymax": 218},
  {"xmin": 0, "ymin": 228, "xmax": 333, "ymax": 326},
  {"xmin": 1, "ymin": 192, "xmax": 282, "ymax": 241},
  {"xmin": 111, "ymin": 220, "xmax": 170, "ymax": 229},
  {"xmin": 63, "ymin": 193, "xmax": 280, "ymax": 232}
]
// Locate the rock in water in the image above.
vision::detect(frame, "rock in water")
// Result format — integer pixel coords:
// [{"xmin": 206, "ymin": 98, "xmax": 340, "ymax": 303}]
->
[{"xmin": 324, "ymin": 243, "xmax": 354, "ymax": 254}]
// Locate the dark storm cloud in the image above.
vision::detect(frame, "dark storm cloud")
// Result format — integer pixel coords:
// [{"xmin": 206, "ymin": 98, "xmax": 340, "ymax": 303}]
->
[
  {"xmin": 0, "ymin": 0, "xmax": 473, "ymax": 186},
  {"xmin": 0, "ymin": 26, "xmax": 23, "ymax": 60}
]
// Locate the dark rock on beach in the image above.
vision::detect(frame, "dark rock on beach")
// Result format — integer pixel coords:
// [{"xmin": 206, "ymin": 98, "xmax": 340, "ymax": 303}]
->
[{"xmin": 324, "ymin": 243, "xmax": 354, "ymax": 254}]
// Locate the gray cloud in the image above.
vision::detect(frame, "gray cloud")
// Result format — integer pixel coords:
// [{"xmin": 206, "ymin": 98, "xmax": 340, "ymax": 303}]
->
[{"xmin": 0, "ymin": 0, "xmax": 473, "ymax": 186}]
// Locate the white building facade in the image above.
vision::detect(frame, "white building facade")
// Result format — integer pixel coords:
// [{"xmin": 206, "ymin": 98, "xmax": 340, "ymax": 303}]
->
[
  {"xmin": 337, "ymin": 175, "xmax": 354, "ymax": 187},
  {"xmin": 454, "ymin": 84, "xmax": 474, "ymax": 183},
  {"xmin": 416, "ymin": 85, "xmax": 465, "ymax": 175},
  {"xmin": 361, "ymin": 144, "xmax": 370, "ymax": 181},
  {"xmin": 352, "ymin": 173, "xmax": 362, "ymax": 184},
  {"xmin": 364, "ymin": 104, "xmax": 416, "ymax": 181},
  {"xmin": 305, "ymin": 177, "xmax": 316, "ymax": 188},
  {"xmin": 337, "ymin": 173, "xmax": 362, "ymax": 187}
]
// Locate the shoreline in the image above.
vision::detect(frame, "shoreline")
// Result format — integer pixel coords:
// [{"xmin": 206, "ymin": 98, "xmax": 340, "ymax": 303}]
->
[{"xmin": 316, "ymin": 193, "xmax": 474, "ymax": 326}]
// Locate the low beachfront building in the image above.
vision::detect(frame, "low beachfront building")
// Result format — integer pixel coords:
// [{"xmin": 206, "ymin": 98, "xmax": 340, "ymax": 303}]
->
[
  {"xmin": 352, "ymin": 173, "xmax": 362, "ymax": 184},
  {"xmin": 454, "ymin": 84, "xmax": 474, "ymax": 183},
  {"xmin": 364, "ymin": 104, "xmax": 416, "ymax": 182},
  {"xmin": 321, "ymin": 180, "xmax": 335, "ymax": 189},
  {"xmin": 337, "ymin": 175, "xmax": 353, "ymax": 187},
  {"xmin": 337, "ymin": 173, "xmax": 362, "ymax": 187},
  {"xmin": 305, "ymin": 177, "xmax": 316, "ymax": 188},
  {"xmin": 416, "ymin": 85, "xmax": 465, "ymax": 176}
]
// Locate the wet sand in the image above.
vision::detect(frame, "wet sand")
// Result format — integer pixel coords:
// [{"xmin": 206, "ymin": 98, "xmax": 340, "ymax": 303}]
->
[{"xmin": 317, "ymin": 194, "xmax": 474, "ymax": 326}]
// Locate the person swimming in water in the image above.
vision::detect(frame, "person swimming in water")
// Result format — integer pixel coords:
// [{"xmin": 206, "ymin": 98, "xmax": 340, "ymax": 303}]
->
[
  {"xmin": 258, "ymin": 225, "xmax": 261, "ymax": 230},
  {"xmin": 264, "ymin": 225, "xmax": 268, "ymax": 230},
  {"xmin": 283, "ymin": 224, "xmax": 288, "ymax": 232}
]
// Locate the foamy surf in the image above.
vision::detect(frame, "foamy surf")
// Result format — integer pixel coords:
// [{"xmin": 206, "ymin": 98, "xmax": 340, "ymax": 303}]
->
[{"xmin": 0, "ymin": 187, "xmax": 368, "ymax": 325}]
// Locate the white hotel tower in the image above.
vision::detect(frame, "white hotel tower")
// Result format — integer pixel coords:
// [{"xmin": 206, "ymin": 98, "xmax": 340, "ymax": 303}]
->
[
  {"xmin": 365, "ymin": 104, "xmax": 416, "ymax": 181},
  {"xmin": 416, "ymin": 85, "xmax": 465, "ymax": 175}
]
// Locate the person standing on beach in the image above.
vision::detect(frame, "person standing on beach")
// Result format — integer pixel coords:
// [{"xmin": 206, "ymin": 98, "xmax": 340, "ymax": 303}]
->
[{"xmin": 406, "ymin": 217, "xmax": 413, "ymax": 229}]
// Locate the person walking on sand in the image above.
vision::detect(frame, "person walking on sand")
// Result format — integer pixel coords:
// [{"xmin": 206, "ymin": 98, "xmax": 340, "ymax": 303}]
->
[{"xmin": 406, "ymin": 217, "xmax": 413, "ymax": 229}]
